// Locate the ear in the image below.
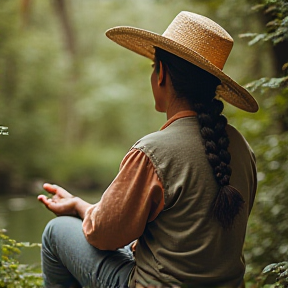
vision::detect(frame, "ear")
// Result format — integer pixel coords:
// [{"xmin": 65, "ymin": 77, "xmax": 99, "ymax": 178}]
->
[{"xmin": 158, "ymin": 61, "xmax": 166, "ymax": 86}]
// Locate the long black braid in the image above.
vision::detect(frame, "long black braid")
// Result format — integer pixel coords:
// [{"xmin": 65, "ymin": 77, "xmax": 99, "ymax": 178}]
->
[{"xmin": 154, "ymin": 48, "xmax": 244, "ymax": 230}]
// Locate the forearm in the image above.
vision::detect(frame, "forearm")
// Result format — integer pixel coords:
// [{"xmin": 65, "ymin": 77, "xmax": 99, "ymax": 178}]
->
[{"xmin": 74, "ymin": 197, "xmax": 92, "ymax": 219}]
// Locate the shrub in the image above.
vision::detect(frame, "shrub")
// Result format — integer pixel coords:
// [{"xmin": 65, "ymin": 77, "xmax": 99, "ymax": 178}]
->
[{"xmin": 0, "ymin": 229, "xmax": 43, "ymax": 288}]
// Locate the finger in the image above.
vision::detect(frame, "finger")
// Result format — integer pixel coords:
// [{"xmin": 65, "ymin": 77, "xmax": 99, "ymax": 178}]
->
[
  {"xmin": 38, "ymin": 195, "xmax": 61, "ymax": 214},
  {"xmin": 43, "ymin": 183, "xmax": 57, "ymax": 195},
  {"xmin": 43, "ymin": 183, "xmax": 71, "ymax": 198},
  {"xmin": 38, "ymin": 195, "xmax": 53, "ymax": 207}
]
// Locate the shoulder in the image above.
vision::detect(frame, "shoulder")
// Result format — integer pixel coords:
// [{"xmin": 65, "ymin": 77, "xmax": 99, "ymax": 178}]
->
[
  {"xmin": 133, "ymin": 130, "xmax": 163, "ymax": 149},
  {"xmin": 133, "ymin": 117, "xmax": 199, "ymax": 149},
  {"xmin": 226, "ymin": 124, "xmax": 244, "ymax": 139},
  {"xmin": 226, "ymin": 124, "xmax": 256, "ymax": 161},
  {"xmin": 227, "ymin": 124, "xmax": 252, "ymax": 148}
]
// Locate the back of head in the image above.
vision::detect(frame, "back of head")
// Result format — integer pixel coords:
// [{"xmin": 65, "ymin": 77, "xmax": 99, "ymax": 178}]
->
[
  {"xmin": 154, "ymin": 47, "xmax": 244, "ymax": 230},
  {"xmin": 154, "ymin": 48, "xmax": 220, "ymax": 106}
]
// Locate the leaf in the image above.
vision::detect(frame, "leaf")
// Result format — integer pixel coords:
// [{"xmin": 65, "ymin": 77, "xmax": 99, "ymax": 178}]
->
[
  {"xmin": 262, "ymin": 76, "xmax": 288, "ymax": 88},
  {"xmin": 0, "ymin": 126, "xmax": 9, "ymax": 136},
  {"xmin": 263, "ymin": 263, "xmax": 278, "ymax": 274},
  {"xmin": 245, "ymin": 76, "xmax": 288, "ymax": 93},
  {"xmin": 244, "ymin": 77, "xmax": 269, "ymax": 92},
  {"xmin": 282, "ymin": 62, "xmax": 288, "ymax": 71},
  {"xmin": 16, "ymin": 242, "xmax": 42, "ymax": 248},
  {"xmin": 278, "ymin": 269, "xmax": 288, "ymax": 280},
  {"xmin": 265, "ymin": 5, "xmax": 278, "ymax": 15},
  {"xmin": 267, "ymin": 19, "xmax": 281, "ymax": 28},
  {"xmin": 281, "ymin": 16, "xmax": 288, "ymax": 26},
  {"xmin": 248, "ymin": 33, "xmax": 267, "ymax": 46},
  {"xmin": 251, "ymin": 3, "xmax": 266, "ymax": 11},
  {"xmin": 239, "ymin": 32, "xmax": 258, "ymax": 39}
]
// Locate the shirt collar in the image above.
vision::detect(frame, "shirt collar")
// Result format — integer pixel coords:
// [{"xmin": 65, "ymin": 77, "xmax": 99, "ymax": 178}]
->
[{"xmin": 160, "ymin": 110, "xmax": 197, "ymax": 130}]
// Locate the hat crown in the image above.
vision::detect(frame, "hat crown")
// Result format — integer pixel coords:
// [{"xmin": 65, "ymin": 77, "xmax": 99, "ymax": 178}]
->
[{"xmin": 162, "ymin": 11, "xmax": 233, "ymax": 70}]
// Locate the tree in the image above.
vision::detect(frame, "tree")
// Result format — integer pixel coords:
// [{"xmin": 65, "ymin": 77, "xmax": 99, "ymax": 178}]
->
[{"xmin": 238, "ymin": 0, "xmax": 288, "ymax": 280}]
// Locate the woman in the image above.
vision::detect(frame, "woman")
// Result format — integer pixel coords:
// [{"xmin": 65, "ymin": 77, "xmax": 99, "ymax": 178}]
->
[{"xmin": 38, "ymin": 11, "xmax": 258, "ymax": 288}]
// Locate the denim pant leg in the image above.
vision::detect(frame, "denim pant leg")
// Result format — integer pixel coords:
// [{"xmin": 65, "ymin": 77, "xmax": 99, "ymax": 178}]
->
[{"xmin": 41, "ymin": 216, "xmax": 135, "ymax": 288}]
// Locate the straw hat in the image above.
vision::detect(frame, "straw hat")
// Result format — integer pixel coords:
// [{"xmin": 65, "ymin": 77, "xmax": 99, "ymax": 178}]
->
[{"xmin": 106, "ymin": 11, "xmax": 258, "ymax": 112}]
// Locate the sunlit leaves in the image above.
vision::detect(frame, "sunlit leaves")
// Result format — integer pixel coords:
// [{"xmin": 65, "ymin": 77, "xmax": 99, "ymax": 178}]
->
[
  {"xmin": 239, "ymin": 0, "xmax": 288, "ymax": 284},
  {"xmin": 240, "ymin": 0, "xmax": 288, "ymax": 45},
  {"xmin": 0, "ymin": 229, "xmax": 42, "ymax": 288},
  {"xmin": 257, "ymin": 262, "xmax": 288, "ymax": 288},
  {"xmin": 0, "ymin": 126, "xmax": 8, "ymax": 136},
  {"xmin": 245, "ymin": 76, "xmax": 288, "ymax": 93}
]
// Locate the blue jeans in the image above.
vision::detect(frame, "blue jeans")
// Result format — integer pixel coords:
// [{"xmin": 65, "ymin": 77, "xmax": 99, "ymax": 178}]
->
[{"xmin": 41, "ymin": 216, "xmax": 135, "ymax": 288}]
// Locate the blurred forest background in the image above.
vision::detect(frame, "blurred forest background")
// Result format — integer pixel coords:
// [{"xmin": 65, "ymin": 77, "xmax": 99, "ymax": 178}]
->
[{"xmin": 0, "ymin": 0, "xmax": 288, "ymax": 285}]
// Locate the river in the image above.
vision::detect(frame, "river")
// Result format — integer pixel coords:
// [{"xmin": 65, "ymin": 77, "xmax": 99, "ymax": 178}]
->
[{"xmin": 0, "ymin": 191, "xmax": 102, "ymax": 267}]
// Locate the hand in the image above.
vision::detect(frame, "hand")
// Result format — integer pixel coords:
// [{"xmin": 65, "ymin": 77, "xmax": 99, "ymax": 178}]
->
[{"xmin": 38, "ymin": 183, "xmax": 79, "ymax": 217}]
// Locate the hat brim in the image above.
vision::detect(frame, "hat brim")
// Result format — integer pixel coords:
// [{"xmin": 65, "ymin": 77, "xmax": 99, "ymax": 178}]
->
[{"xmin": 106, "ymin": 26, "xmax": 258, "ymax": 113}]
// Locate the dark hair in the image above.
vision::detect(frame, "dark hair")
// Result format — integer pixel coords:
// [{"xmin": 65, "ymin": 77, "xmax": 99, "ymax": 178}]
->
[{"xmin": 154, "ymin": 47, "xmax": 244, "ymax": 230}]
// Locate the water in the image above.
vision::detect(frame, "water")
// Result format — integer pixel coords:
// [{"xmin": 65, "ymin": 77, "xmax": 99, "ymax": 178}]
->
[{"xmin": 0, "ymin": 192, "xmax": 102, "ymax": 266}]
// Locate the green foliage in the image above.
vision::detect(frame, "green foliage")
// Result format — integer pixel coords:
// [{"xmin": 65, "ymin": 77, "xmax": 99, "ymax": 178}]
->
[
  {"xmin": 245, "ymin": 77, "xmax": 288, "ymax": 92},
  {"xmin": 240, "ymin": 0, "xmax": 288, "ymax": 90},
  {"xmin": 247, "ymin": 262, "xmax": 288, "ymax": 288},
  {"xmin": 0, "ymin": 126, "xmax": 8, "ymax": 136},
  {"xmin": 0, "ymin": 229, "xmax": 42, "ymax": 288},
  {"xmin": 0, "ymin": 0, "xmax": 170, "ymax": 194},
  {"xmin": 0, "ymin": 0, "xmax": 267, "ymax": 195},
  {"xmin": 245, "ymin": 132, "xmax": 288, "ymax": 274},
  {"xmin": 235, "ymin": 0, "xmax": 288, "ymax": 282},
  {"xmin": 240, "ymin": 0, "xmax": 288, "ymax": 45},
  {"xmin": 261, "ymin": 262, "xmax": 288, "ymax": 288}
]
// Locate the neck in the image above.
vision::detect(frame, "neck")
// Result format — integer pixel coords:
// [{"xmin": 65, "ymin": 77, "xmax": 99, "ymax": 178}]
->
[
  {"xmin": 166, "ymin": 96, "xmax": 192, "ymax": 120},
  {"xmin": 156, "ymin": 68, "xmax": 193, "ymax": 120}
]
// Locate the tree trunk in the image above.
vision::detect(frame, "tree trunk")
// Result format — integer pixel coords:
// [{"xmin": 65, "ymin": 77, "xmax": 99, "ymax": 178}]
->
[{"xmin": 52, "ymin": 0, "xmax": 79, "ymax": 146}]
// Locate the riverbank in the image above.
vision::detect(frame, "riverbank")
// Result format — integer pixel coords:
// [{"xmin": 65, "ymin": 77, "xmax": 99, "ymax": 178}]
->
[{"xmin": 0, "ymin": 191, "xmax": 102, "ymax": 265}]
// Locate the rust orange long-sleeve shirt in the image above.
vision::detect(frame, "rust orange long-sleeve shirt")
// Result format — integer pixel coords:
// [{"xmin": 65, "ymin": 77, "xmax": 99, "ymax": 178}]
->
[{"xmin": 82, "ymin": 111, "xmax": 196, "ymax": 250}]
